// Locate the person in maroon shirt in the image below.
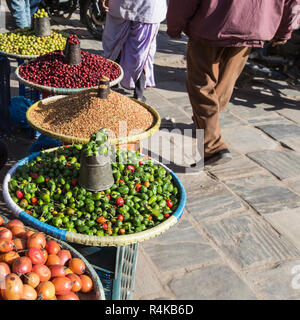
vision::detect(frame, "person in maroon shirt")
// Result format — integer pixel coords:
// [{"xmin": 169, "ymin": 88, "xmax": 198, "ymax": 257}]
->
[{"xmin": 167, "ymin": 0, "xmax": 299, "ymax": 167}]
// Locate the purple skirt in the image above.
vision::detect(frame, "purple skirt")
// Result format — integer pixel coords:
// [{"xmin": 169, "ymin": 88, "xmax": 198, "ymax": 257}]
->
[{"xmin": 102, "ymin": 14, "xmax": 159, "ymax": 90}]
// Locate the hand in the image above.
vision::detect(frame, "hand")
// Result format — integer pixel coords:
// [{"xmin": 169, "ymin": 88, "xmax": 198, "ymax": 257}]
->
[
  {"xmin": 271, "ymin": 39, "xmax": 287, "ymax": 47},
  {"xmin": 102, "ymin": 0, "xmax": 109, "ymax": 12}
]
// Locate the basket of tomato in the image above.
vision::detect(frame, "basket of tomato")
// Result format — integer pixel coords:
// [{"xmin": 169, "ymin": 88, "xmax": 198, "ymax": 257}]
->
[{"xmin": 0, "ymin": 215, "xmax": 105, "ymax": 300}]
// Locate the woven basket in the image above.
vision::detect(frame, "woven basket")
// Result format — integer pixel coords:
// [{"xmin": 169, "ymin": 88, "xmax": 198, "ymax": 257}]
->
[
  {"xmin": 3, "ymin": 150, "xmax": 186, "ymax": 247},
  {"xmin": 15, "ymin": 59, "xmax": 124, "ymax": 94},
  {"xmin": 26, "ymin": 95, "xmax": 161, "ymax": 145},
  {"xmin": 0, "ymin": 213, "xmax": 106, "ymax": 300}
]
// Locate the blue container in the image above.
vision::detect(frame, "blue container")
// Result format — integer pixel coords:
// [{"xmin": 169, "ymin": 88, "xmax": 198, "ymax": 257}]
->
[
  {"xmin": 70, "ymin": 243, "xmax": 139, "ymax": 300},
  {"xmin": 0, "ymin": 57, "xmax": 11, "ymax": 135}
]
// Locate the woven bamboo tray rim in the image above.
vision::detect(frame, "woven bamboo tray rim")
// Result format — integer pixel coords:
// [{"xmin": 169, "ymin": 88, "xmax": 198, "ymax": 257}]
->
[
  {"xmin": 3, "ymin": 149, "xmax": 186, "ymax": 247},
  {"xmin": 26, "ymin": 95, "xmax": 161, "ymax": 145},
  {"xmin": 15, "ymin": 58, "xmax": 124, "ymax": 94},
  {"xmin": 0, "ymin": 213, "xmax": 105, "ymax": 300}
]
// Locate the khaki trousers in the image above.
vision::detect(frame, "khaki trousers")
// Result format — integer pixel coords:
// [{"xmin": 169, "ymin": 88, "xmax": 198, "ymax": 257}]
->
[{"xmin": 186, "ymin": 39, "xmax": 251, "ymax": 157}]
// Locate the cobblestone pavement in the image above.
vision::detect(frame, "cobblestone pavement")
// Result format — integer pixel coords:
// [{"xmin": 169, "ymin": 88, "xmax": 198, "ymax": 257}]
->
[{"xmin": 1, "ymin": 3, "xmax": 300, "ymax": 300}]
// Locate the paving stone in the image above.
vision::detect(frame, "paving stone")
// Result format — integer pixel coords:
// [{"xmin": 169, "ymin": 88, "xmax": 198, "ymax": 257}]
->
[
  {"xmin": 202, "ymin": 213, "xmax": 300, "ymax": 270},
  {"xmin": 248, "ymin": 115, "xmax": 292, "ymax": 126},
  {"xmin": 168, "ymin": 95, "xmax": 191, "ymax": 108},
  {"xmin": 226, "ymin": 174, "xmax": 300, "ymax": 214},
  {"xmin": 277, "ymin": 108, "xmax": 300, "ymax": 125},
  {"xmin": 209, "ymin": 155, "xmax": 265, "ymax": 181},
  {"xmin": 222, "ymin": 127, "xmax": 278, "ymax": 154},
  {"xmin": 247, "ymin": 150, "xmax": 300, "ymax": 180},
  {"xmin": 219, "ymin": 112, "xmax": 246, "ymax": 128},
  {"xmin": 154, "ymin": 81, "xmax": 188, "ymax": 99},
  {"xmin": 280, "ymin": 137, "xmax": 300, "ymax": 153},
  {"xmin": 264, "ymin": 80, "xmax": 300, "ymax": 98},
  {"xmin": 256, "ymin": 123, "xmax": 300, "ymax": 141},
  {"xmin": 287, "ymin": 180, "xmax": 300, "ymax": 195},
  {"xmin": 169, "ymin": 264, "xmax": 257, "ymax": 300},
  {"xmin": 132, "ymin": 248, "xmax": 167, "ymax": 300},
  {"xmin": 142, "ymin": 215, "xmax": 219, "ymax": 272},
  {"xmin": 227, "ymin": 101, "xmax": 277, "ymax": 120},
  {"xmin": 178, "ymin": 173, "xmax": 245, "ymax": 221},
  {"xmin": 264, "ymin": 208, "xmax": 300, "ymax": 251},
  {"xmin": 245, "ymin": 260, "xmax": 300, "ymax": 300}
]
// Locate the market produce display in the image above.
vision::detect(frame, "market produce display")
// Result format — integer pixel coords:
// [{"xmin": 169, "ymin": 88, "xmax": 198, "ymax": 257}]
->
[
  {"xmin": 26, "ymin": 89, "xmax": 155, "ymax": 141},
  {"xmin": 18, "ymin": 47, "xmax": 121, "ymax": 89},
  {"xmin": 0, "ymin": 219, "xmax": 96, "ymax": 300},
  {"xmin": 0, "ymin": 29, "xmax": 67, "ymax": 56},
  {"xmin": 8, "ymin": 141, "xmax": 180, "ymax": 237},
  {"xmin": 33, "ymin": 8, "xmax": 49, "ymax": 18}
]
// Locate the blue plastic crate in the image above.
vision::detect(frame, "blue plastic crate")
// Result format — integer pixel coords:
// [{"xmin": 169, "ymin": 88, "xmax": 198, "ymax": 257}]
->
[
  {"xmin": 0, "ymin": 57, "xmax": 11, "ymax": 135},
  {"xmin": 70, "ymin": 243, "xmax": 139, "ymax": 300}
]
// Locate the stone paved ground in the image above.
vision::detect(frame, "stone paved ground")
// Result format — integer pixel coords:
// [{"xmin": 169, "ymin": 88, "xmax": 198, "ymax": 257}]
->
[{"xmin": 1, "ymin": 2, "xmax": 300, "ymax": 300}]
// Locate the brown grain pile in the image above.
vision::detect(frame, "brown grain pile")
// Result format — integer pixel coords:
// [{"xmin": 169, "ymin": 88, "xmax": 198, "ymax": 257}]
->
[{"xmin": 30, "ymin": 89, "xmax": 155, "ymax": 139}]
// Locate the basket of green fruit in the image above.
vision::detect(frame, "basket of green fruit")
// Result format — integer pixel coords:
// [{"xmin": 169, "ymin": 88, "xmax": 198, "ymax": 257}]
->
[
  {"xmin": 0, "ymin": 9, "xmax": 68, "ymax": 59},
  {"xmin": 2, "ymin": 133, "xmax": 186, "ymax": 247}
]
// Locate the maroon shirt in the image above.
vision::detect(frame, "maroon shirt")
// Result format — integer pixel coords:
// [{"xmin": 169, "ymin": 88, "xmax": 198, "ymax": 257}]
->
[{"xmin": 167, "ymin": 0, "xmax": 299, "ymax": 47}]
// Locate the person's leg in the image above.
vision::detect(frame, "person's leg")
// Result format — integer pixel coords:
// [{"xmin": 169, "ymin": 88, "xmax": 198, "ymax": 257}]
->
[
  {"xmin": 133, "ymin": 71, "xmax": 146, "ymax": 101},
  {"xmin": 30, "ymin": 0, "xmax": 42, "ymax": 16},
  {"xmin": 120, "ymin": 22, "xmax": 159, "ymax": 94},
  {"xmin": 10, "ymin": 0, "xmax": 30, "ymax": 29},
  {"xmin": 217, "ymin": 47, "xmax": 251, "ymax": 111},
  {"xmin": 186, "ymin": 39, "xmax": 228, "ymax": 159}
]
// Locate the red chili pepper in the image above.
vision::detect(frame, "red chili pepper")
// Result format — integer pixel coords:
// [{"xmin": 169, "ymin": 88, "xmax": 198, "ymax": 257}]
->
[
  {"xmin": 139, "ymin": 161, "xmax": 144, "ymax": 165},
  {"xmin": 126, "ymin": 165, "xmax": 135, "ymax": 172},
  {"xmin": 119, "ymin": 179, "xmax": 124, "ymax": 184},
  {"xmin": 117, "ymin": 214, "xmax": 124, "ymax": 221},
  {"xmin": 71, "ymin": 179, "xmax": 77, "ymax": 187},
  {"xmin": 45, "ymin": 177, "xmax": 50, "ymax": 182},
  {"xmin": 166, "ymin": 199, "xmax": 173, "ymax": 208},
  {"xmin": 67, "ymin": 163, "xmax": 71, "ymax": 167},
  {"xmin": 116, "ymin": 197, "xmax": 125, "ymax": 206},
  {"xmin": 147, "ymin": 215, "xmax": 153, "ymax": 220},
  {"xmin": 16, "ymin": 190, "xmax": 24, "ymax": 200},
  {"xmin": 164, "ymin": 213, "xmax": 170, "ymax": 219},
  {"xmin": 97, "ymin": 216, "xmax": 106, "ymax": 224},
  {"xmin": 106, "ymin": 193, "xmax": 111, "ymax": 200},
  {"xmin": 103, "ymin": 223, "xmax": 108, "ymax": 230},
  {"xmin": 32, "ymin": 173, "xmax": 39, "ymax": 180},
  {"xmin": 135, "ymin": 184, "xmax": 142, "ymax": 192},
  {"xmin": 31, "ymin": 197, "xmax": 38, "ymax": 205}
]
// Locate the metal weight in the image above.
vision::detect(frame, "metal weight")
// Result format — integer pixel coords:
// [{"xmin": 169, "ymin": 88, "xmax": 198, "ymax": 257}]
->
[
  {"xmin": 78, "ymin": 141, "xmax": 114, "ymax": 192},
  {"xmin": 34, "ymin": 17, "xmax": 51, "ymax": 37}
]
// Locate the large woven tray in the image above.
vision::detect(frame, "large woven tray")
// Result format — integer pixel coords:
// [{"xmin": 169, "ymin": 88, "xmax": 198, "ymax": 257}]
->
[
  {"xmin": 15, "ymin": 59, "xmax": 124, "ymax": 94},
  {"xmin": 26, "ymin": 95, "xmax": 161, "ymax": 145},
  {"xmin": 3, "ymin": 150, "xmax": 186, "ymax": 247},
  {"xmin": 0, "ymin": 50, "xmax": 39, "ymax": 60},
  {"xmin": 0, "ymin": 213, "xmax": 105, "ymax": 300}
]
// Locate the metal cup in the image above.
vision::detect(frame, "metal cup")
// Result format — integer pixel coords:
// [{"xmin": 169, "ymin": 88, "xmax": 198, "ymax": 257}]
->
[
  {"xmin": 78, "ymin": 141, "xmax": 114, "ymax": 192},
  {"xmin": 34, "ymin": 17, "xmax": 51, "ymax": 37},
  {"xmin": 64, "ymin": 41, "xmax": 82, "ymax": 66}
]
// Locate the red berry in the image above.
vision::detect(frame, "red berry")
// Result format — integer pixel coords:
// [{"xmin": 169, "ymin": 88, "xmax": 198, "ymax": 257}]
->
[
  {"xmin": 117, "ymin": 214, "xmax": 124, "ymax": 221},
  {"xmin": 126, "ymin": 165, "xmax": 135, "ymax": 172},
  {"xmin": 164, "ymin": 213, "xmax": 170, "ymax": 219},
  {"xmin": 103, "ymin": 223, "xmax": 108, "ymax": 230}
]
